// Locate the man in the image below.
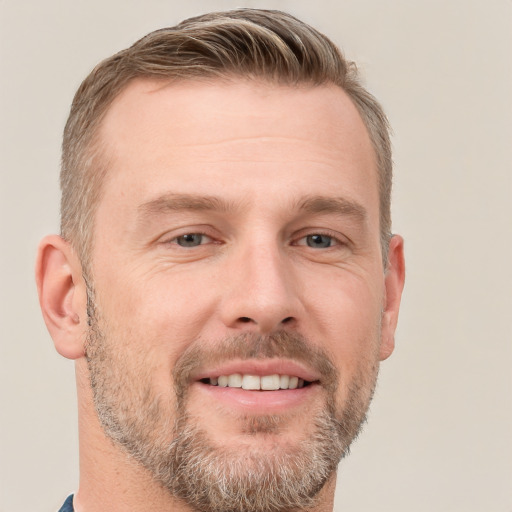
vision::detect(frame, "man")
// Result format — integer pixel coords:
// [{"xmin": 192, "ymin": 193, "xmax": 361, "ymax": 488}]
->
[{"xmin": 36, "ymin": 8, "xmax": 405, "ymax": 512}]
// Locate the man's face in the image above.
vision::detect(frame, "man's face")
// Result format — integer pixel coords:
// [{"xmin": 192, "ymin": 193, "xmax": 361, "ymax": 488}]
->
[{"xmin": 85, "ymin": 79, "xmax": 398, "ymax": 511}]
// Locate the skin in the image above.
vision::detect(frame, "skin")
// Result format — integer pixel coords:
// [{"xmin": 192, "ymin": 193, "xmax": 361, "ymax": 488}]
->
[{"xmin": 36, "ymin": 79, "xmax": 405, "ymax": 512}]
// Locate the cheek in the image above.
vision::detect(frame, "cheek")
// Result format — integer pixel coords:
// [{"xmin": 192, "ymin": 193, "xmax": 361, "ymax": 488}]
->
[
  {"xmin": 309, "ymin": 267, "xmax": 383, "ymax": 325},
  {"xmin": 303, "ymin": 269, "xmax": 384, "ymax": 374},
  {"xmin": 93, "ymin": 266, "xmax": 222, "ymax": 391},
  {"xmin": 98, "ymin": 260, "xmax": 215, "ymax": 328}
]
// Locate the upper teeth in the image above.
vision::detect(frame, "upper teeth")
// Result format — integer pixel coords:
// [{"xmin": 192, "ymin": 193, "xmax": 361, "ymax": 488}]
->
[{"xmin": 210, "ymin": 374, "xmax": 304, "ymax": 390}]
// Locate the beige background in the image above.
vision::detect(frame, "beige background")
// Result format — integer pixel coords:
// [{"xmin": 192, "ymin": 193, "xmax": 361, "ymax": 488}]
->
[{"xmin": 1, "ymin": 1, "xmax": 511, "ymax": 511}]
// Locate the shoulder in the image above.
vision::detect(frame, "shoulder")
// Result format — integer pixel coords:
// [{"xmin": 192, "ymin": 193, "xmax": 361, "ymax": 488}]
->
[{"xmin": 58, "ymin": 494, "xmax": 74, "ymax": 512}]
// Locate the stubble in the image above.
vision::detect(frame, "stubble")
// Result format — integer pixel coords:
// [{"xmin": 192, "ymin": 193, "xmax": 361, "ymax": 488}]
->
[{"xmin": 85, "ymin": 288, "xmax": 379, "ymax": 512}]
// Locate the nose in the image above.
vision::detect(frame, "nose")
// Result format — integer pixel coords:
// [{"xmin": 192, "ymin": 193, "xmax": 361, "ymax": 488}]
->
[{"xmin": 218, "ymin": 242, "xmax": 302, "ymax": 334}]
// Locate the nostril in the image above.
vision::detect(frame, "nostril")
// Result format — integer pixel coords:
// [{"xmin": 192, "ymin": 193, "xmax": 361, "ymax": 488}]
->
[{"xmin": 235, "ymin": 316, "xmax": 294, "ymax": 328}]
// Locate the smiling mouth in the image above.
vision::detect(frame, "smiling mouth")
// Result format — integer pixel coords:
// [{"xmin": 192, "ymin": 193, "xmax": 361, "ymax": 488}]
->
[{"xmin": 200, "ymin": 374, "xmax": 313, "ymax": 390}]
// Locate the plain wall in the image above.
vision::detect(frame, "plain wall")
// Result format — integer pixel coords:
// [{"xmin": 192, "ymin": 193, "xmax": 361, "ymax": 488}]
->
[{"xmin": 1, "ymin": 1, "xmax": 511, "ymax": 511}]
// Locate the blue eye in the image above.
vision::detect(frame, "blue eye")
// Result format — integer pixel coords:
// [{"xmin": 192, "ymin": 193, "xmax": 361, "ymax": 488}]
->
[
  {"xmin": 174, "ymin": 234, "xmax": 207, "ymax": 247},
  {"xmin": 306, "ymin": 234, "xmax": 333, "ymax": 248}
]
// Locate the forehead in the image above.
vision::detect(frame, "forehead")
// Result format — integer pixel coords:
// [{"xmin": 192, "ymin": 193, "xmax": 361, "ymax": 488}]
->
[
  {"xmin": 96, "ymin": 78, "xmax": 378, "ymax": 218},
  {"xmin": 100, "ymin": 78, "xmax": 374, "ymax": 157}
]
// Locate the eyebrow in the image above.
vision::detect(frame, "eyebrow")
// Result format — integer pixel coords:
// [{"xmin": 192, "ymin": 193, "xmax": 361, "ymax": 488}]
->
[
  {"xmin": 138, "ymin": 193, "xmax": 237, "ymax": 218},
  {"xmin": 295, "ymin": 195, "xmax": 368, "ymax": 222},
  {"xmin": 138, "ymin": 192, "xmax": 367, "ymax": 223}
]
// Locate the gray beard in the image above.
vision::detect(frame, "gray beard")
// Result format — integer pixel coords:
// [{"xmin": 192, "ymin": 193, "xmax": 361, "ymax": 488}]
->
[{"xmin": 85, "ymin": 291, "xmax": 378, "ymax": 512}]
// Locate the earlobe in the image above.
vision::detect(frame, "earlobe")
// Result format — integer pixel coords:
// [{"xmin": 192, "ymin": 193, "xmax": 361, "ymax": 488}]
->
[
  {"xmin": 36, "ymin": 235, "xmax": 88, "ymax": 359},
  {"xmin": 379, "ymin": 235, "xmax": 405, "ymax": 361}
]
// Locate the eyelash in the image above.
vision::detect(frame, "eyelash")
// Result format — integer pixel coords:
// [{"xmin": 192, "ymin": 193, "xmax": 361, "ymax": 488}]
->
[
  {"xmin": 294, "ymin": 233, "xmax": 341, "ymax": 249},
  {"xmin": 164, "ymin": 230, "xmax": 346, "ymax": 250},
  {"xmin": 168, "ymin": 232, "xmax": 215, "ymax": 247}
]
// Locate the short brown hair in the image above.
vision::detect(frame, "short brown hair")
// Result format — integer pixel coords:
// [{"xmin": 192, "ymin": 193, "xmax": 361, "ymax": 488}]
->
[{"xmin": 61, "ymin": 8, "xmax": 392, "ymax": 271}]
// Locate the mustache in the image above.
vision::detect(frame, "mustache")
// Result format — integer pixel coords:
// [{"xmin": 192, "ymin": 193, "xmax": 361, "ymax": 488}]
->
[{"xmin": 172, "ymin": 331, "xmax": 339, "ymax": 400}]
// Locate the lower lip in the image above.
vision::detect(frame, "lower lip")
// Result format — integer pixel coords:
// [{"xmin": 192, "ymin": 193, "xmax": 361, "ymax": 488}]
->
[{"xmin": 194, "ymin": 381, "xmax": 319, "ymax": 414}]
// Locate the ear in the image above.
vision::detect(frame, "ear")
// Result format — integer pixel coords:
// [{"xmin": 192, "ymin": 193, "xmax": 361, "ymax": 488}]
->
[
  {"xmin": 35, "ymin": 235, "xmax": 88, "ymax": 359},
  {"xmin": 379, "ymin": 235, "xmax": 405, "ymax": 361}
]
